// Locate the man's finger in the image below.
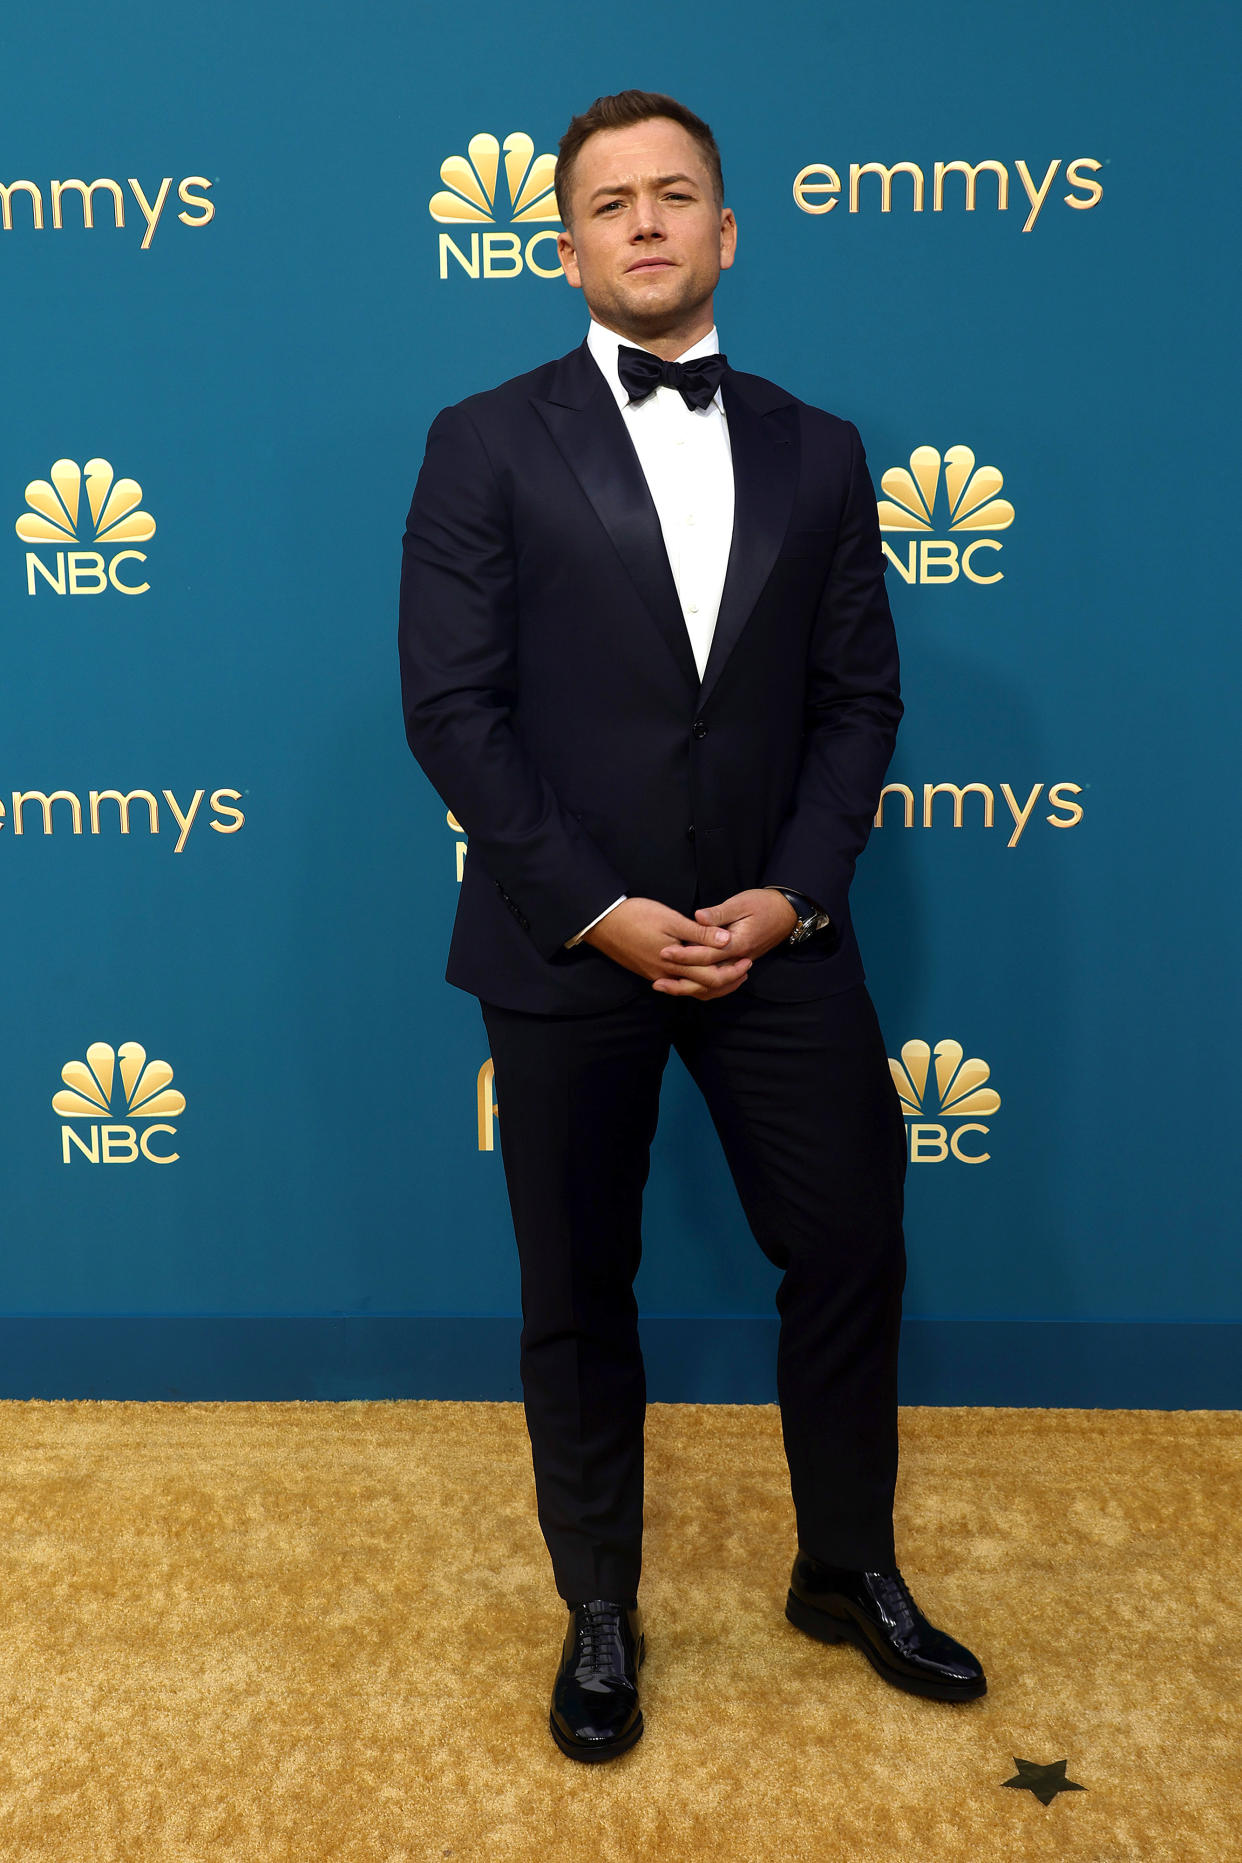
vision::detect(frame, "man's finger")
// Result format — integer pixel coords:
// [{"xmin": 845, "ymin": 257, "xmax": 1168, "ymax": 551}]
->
[
  {"xmin": 694, "ymin": 900, "xmax": 738, "ymax": 927},
  {"xmin": 654, "ymin": 960, "xmax": 751, "ymax": 994},
  {"xmin": 695, "ymin": 895, "xmax": 752, "ymax": 927},
  {"xmin": 657, "ymin": 941, "xmax": 737, "ymax": 967},
  {"xmin": 654, "ymin": 974, "xmax": 749, "ymax": 998},
  {"xmin": 662, "ymin": 960, "xmax": 751, "ymax": 981},
  {"xmin": 666, "ymin": 911, "xmax": 730, "ymax": 947}
]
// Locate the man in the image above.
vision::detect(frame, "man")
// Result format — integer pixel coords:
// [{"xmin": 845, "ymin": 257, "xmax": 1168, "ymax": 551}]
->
[{"xmin": 399, "ymin": 90, "xmax": 985, "ymax": 1762}]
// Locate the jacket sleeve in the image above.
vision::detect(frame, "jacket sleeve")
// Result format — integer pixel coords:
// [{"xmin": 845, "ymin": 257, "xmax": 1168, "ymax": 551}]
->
[
  {"xmin": 760, "ymin": 419, "xmax": 902, "ymax": 938},
  {"xmin": 399, "ymin": 403, "xmax": 627, "ymax": 961}
]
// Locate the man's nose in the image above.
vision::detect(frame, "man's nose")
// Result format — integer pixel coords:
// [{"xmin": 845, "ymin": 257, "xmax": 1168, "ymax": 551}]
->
[{"xmin": 630, "ymin": 196, "xmax": 666, "ymax": 239}]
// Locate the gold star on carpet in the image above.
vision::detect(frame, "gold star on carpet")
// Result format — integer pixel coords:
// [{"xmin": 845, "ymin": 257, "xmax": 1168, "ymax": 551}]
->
[{"xmin": 1002, "ymin": 1757, "xmax": 1087, "ymax": 1806}]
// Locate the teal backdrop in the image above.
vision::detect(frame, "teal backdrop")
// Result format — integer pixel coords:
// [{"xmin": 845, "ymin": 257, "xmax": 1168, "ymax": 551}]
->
[{"xmin": 2, "ymin": 0, "xmax": 1237, "ymax": 1402}]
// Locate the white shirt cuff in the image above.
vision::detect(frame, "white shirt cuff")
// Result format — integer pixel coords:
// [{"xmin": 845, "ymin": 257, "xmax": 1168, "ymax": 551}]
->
[{"xmin": 565, "ymin": 895, "xmax": 628, "ymax": 948}]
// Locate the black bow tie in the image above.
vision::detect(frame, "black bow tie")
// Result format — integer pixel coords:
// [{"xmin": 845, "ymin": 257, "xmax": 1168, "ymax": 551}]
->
[{"xmin": 616, "ymin": 345, "xmax": 728, "ymax": 411}]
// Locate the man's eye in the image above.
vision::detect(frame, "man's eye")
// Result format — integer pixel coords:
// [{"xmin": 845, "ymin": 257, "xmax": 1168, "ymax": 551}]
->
[{"xmin": 598, "ymin": 200, "xmax": 623, "ymax": 213}]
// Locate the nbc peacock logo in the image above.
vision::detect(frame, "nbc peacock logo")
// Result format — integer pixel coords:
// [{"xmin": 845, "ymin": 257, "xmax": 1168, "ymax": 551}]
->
[
  {"xmin": 17, "ymin": 457, "xmax": 155, "ymax": 596},
  {"xmin": 430, "ymin": 131, "xmax": 564, "ymax": 282},
  {"xmin": 477, "ymin": 1058, "xmax": 498, "ymax": 1151},
  {"xmin": 53, "ymin": 1041, "xmax": 185, "ymax": 1164},
  {"xmin": 877, "ymin": 446, "xmax": 1014, "ymax": 587},
  {"xmin": 888, "ymin": 1038, "xmax": 1001, "ymax": 1164},
  {"xmin": 447, "ymin": 807, "xmax": 467, "ymax": 882}
]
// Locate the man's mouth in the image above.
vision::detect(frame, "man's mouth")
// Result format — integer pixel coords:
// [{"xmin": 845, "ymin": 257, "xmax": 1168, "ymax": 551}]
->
[{"xmin": 627, "ymin": 258, "xmax": 674, "ymax": 271}]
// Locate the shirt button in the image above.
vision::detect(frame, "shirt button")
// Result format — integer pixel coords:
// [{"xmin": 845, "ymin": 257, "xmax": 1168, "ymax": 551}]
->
[
  {"xmin": 685, "ymin": 513, "xmax": 696, "ymax": 526},
  {"xmin": 687, "ymin": 601, "xmax": 699, "ymax": 614},
  {"xmin": 692, "ymin": 719, "xmax": 709, "ymax": 740}
]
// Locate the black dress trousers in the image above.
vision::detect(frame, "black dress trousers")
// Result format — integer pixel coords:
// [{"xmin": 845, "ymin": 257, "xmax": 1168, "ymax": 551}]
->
[{"xmin": 480, "ymin": 978, "xmax": 909, "ymax": 1605}]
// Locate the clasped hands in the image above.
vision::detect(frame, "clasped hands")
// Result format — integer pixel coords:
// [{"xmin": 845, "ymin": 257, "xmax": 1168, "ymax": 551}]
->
[{"xmin": 584, "ymin": 889, "xmax": 798, "ymax": 1000}]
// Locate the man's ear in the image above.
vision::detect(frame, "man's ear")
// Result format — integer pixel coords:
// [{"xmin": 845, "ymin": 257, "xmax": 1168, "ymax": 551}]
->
[
  {"xmin": 718, "ymin": 207, "xmax": 738, "ymax": 272},
  {"xmin": 557, "ymin": 228, "xmax": 582, "ymax": 289}
]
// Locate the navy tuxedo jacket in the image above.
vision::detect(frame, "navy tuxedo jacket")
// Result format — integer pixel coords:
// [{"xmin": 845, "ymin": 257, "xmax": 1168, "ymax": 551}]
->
[{"xmin": 399, "ymin": 338, "xmax": 902, "ymax": 1015}]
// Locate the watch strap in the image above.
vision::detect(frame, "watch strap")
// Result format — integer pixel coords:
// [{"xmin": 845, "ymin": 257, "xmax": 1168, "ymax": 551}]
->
[{"xmin": 770, "ymin": 886, "xmax": 832, "ymax": 944}]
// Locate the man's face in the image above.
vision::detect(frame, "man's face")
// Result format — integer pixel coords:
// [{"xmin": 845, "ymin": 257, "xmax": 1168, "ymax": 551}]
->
[{"xmin": 556, "ymin": 118, "xmax": 736, "ymax": 341}]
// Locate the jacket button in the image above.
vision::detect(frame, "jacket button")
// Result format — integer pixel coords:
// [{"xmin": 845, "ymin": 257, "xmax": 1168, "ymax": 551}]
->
[
  {"xmin": 692, "ymin": 719, "xmax": 708, "ymax": 739},
  {"xmin": 686, "ymin": 824, "xmax": 696, "ymax": 841}
]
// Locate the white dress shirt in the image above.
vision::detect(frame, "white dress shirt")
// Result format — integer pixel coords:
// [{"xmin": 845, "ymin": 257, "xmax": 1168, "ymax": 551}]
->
[
  {"xmin": 566, "ymin": 320, "xmax": 735, "ymax": 948},
  {"xmin": 586, "ymin": 318, "xmax": 735, "ymax": 681}
]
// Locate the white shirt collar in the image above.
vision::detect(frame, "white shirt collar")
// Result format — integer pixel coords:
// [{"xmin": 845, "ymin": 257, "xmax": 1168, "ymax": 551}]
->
[{"xmin": 586, "ymin": 319, "xmax": 723, "ymax": 413}]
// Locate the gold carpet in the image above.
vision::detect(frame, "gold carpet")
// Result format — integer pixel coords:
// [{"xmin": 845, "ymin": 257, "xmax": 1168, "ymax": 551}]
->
[{"xmin": 0, "ymin": 1401, "xmax": 1236, "ymax": 1862}]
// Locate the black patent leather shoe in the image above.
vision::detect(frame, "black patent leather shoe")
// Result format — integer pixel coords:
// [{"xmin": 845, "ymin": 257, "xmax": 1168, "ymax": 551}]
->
[
  {"xmin": 786, "ymin": 1552, "xmax": 986, "ymax": 1702},
  {"xmin": 549, "ymin": 1599, "xmax": 645, "ymax": 1762}
]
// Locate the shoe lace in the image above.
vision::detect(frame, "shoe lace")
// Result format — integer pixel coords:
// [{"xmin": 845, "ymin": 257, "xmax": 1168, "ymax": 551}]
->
[
  {"xmin": 869, "ymin": 1570, "xmax": 919, "ymax": 1635},
  {"xmin": 576, "ymin": 1601, "xmax": 622, "ymax": 1671}
]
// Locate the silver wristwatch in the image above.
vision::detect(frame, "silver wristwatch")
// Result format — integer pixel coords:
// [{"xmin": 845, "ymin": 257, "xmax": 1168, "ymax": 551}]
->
[{"xmin": 771, "ymin": 887, "xmax": 833, "ymax": 946}]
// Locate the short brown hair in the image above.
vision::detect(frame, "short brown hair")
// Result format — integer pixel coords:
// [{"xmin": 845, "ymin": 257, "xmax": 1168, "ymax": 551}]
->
[{"xmin": 555, "ymin": 90, "xmax": 724, "ymax": 225}]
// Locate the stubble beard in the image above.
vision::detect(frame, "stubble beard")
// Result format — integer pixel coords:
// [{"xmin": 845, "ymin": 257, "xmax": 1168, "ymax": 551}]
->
[{"xmin": 591, "ymin": 265, "xmax": 717, "ymax": 349}]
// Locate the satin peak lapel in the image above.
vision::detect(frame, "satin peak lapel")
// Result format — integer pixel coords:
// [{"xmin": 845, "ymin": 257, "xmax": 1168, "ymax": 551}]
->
[
  {"xmin": 533, "ymin": 346, "xmax": 700, "ymax": 694},
  {"xmin": 698, "ymin": 377, "xmax": 800, "ymax": 706}
]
